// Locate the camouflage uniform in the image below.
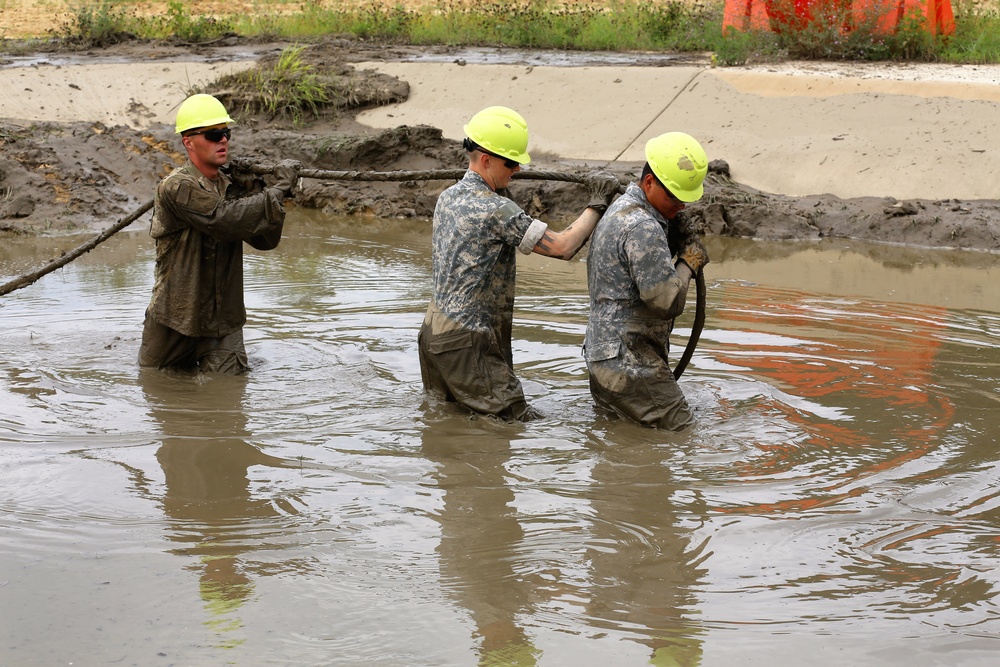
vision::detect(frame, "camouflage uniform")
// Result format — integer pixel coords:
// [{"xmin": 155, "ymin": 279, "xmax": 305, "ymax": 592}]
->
[
  {"xmin": 419, "ymin": 170, "xmax": 547, "ymax": 419},
  {"xmin": 584, "ymin": 182, "xmax": 695, "ymax": 430},
  {"xmin": 138, "ymin": 161, "xmax": 286, "ymax": 374}
]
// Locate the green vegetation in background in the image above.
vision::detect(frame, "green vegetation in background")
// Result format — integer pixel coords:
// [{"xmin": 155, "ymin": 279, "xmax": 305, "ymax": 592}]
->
[
  {"xmin": 51, "ymin": 0, "xmax": 138, "ymax": 47},
  {"xmin": 208, "ymin": 45, "xmax": 338, "ymax": 122},
  {"xmin": 205, "ymin": 45, "xmax": 331, "ymax": 124},
  {"xmin": 50, "ymin": 0, "xmax": 233, "ymax": 45},
  {"xmin": 23, "ymin": 0, "xmax": 1000, "ymax": 65},
  {"xmin": 942, "ymin": 0, "xmax": 1000, "ymax": 63},
  {"xmin": 186, "ymin": 43, "xmax": 407, "ymax": 124}
]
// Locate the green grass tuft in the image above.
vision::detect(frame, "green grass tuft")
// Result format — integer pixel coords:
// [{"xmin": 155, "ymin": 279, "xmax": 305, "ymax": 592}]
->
[{"xmin": 204, "ymin": 45, "xmax": 333, "ymax": 123}]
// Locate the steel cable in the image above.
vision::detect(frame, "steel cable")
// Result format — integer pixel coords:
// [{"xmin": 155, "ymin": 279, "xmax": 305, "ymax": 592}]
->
[{"xmin": 1, "ymin": 166, "xmax": 701, "ymax": 380}]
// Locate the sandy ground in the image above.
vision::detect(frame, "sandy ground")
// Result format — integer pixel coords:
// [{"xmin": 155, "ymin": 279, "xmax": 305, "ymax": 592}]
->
[
  {"xmin": 353, "ymin": 55, "xmax": 1000, "ymax": 201},
  {"xmin": 0, "ymin": 55, "xmax": 257, "ymax": 128},
  {"xmin": 2, "ymin": 37, "xmax": 1000, "ymax": 253},
  {"xmin": 3, "ymin": 43, "xmax": 999, "ymax": 200}
]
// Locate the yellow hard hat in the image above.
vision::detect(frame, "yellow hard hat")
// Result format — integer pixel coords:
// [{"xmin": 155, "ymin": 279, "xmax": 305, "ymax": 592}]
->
[
  {"xmin": 463, "ymin": 106, "xmax": 531, "ymax": 165},
  {"xmin": 175, "ymin": 93, "xmax": 235, "ymax": 134},
  {"xmin": 644, "ymin": 132, "xmax": 708, "ymax": 203}
]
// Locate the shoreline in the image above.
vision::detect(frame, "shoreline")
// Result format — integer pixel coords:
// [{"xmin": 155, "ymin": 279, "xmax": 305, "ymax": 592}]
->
[{"xmin": 2, "ymin": 38, "xmax": 1000, "ymax": 253}]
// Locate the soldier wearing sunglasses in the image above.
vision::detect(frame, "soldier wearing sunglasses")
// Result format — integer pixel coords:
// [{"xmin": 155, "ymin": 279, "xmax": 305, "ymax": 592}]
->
[
  {"xmin": 418, "ymin": 106, "xmax": 622, "ymax": 421},
  {"xmin": 138, "ymin": 94, "xmax": 301, "ymax": 374}
]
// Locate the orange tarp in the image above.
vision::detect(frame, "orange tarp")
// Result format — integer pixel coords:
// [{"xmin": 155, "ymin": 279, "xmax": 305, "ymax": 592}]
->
[{"xmin": 723, "ymin": 0, "xmax": 955, "ymax": 36}]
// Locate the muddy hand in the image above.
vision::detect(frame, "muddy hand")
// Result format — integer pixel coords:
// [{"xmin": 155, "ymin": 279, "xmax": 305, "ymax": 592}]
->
[
  {"xmin": 270, "ymin": 159, "xmax": 302, "ymax": 198},
  {"xmin": 583, "ymin": 171, "xmax": 621, "ymax": 214},
  {"xmin": 678, "ymin": 237, "xmax": 709, "ymax": 273},
  {"xmin": 228, "ymin": 156, "xmax": 262, "ymax": 174},
  {"xmin": 226, "ymin": 157, "xmax": 266, "ymax": 193}
]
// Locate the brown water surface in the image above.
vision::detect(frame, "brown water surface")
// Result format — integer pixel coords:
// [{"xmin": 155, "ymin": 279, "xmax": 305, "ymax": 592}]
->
[{"xmin": 2, "ymin": 211, "xmax": 999, "ymax": 665}]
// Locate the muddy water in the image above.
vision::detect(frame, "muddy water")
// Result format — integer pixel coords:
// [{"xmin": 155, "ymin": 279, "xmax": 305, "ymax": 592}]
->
[{"xmin": 2, "ymin": 211, "xmax": 999, "ymax": 666}]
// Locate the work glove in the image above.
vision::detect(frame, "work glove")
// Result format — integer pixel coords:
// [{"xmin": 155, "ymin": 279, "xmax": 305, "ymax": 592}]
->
[
  {"xmin": 583, "ymin": 171, "xmax": 621, "ymax": 214},
  {"xmin": 678, "ymin": 237, "xmax": 710, "ymax": 274},
  {"xmin": 667, "ymin": 211, "xmax": 696, "ymax": 255},
  {"xmin": 225, "ymin": 157, "xmax": 265, "ymax": 195},
  {"xmin": 270, "ymin": 159, "xmax": 302, "ymax": 198},
  {"xmin": 228, "ymin": 156, "xmax": 261, "ymax": 174}
]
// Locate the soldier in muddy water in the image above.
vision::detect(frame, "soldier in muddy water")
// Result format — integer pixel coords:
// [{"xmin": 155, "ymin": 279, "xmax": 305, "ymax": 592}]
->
[
  {"xmin": 137, "ymin": 93, "xmax": 302, "ymax": 375},
  {"xmin": 584, "ymin": 131, "xmax": 711, "ymax": 431},
  {"xmin": 418, "ymin": 105, "xmax": 622, "ymax": 421}
]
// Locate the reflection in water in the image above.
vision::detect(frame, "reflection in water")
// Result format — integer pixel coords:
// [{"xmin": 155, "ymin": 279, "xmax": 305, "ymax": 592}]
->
[
  {"xmin": 140, "ymin": 369, "xmax": 297, "ymax": 649},
  {"xmin": 685, "ymin": 281, "xmax": 1000, "ymax": 659},
  {"xmin": 582, "ymin": 437, "xmax": 707, "ymax": 667},
  {"xmin": 421, "ymin": 416, "xmax": 541, "ymax": 666},
  {"xmin": 421, "ymin": 408, "xmax": 709, "ymax": 666},
  {"xmin": 709, "ymin": 289, "xmax": 955, "ymax": 504}
]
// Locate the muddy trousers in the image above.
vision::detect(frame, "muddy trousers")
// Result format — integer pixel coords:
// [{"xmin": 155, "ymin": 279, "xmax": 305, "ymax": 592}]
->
[
  {"xmin": 587, "ymin": 359, "xmax": 695, "ymax": 431},
  {"xmin": 418, "ymin": 323, "xmax": 535, "ymax": 421},
  {"xmin": 138, "ymin": 316, "xmax": 249, "ymax": 375}
]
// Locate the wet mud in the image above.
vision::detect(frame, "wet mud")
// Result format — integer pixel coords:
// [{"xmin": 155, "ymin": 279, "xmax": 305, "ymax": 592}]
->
[{"xmin": 2, "ymin": 37, "xmax": 1000, "ymax": 253}]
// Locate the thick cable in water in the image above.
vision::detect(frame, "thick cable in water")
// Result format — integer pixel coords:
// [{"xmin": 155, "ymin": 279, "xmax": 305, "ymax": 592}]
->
[
  {"xmin": 673, "ymin": 269, "xmax": 706, "ymax": 380},
  {"xmin": 0, "ymin": 199, "xmax": 154, "ymax": 297},
  {"xmin": 0, "ymin": 166, "xmax": 701, "ymax": 380},
  {"xmin": 0, "ymin": 166, "xmax": 618, "ymax": 298}
]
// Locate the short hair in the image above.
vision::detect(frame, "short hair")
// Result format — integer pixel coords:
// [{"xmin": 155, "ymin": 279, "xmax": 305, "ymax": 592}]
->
[{"xmin": 641, "ymin": 163, "xmax": 668, "ymax": 191}]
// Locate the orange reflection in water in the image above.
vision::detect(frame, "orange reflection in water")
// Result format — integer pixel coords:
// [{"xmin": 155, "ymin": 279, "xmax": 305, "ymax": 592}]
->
[{"xmin": 708, "ymin": 291, "xmax": 956, "ymax": 513}]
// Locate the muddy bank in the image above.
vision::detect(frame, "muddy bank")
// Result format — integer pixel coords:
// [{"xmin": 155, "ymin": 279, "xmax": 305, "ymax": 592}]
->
[{"xmin": 2, "ymin": 38, "xmax": 999, "ymax": 253}]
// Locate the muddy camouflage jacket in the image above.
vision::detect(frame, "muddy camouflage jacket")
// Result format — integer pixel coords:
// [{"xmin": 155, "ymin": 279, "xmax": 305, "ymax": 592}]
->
[
  {"xmin": 584, "ymin": 182, "xmax": 690, "ymax": 368},
  {"xmin": 424, "ymin": 169, "xmax": 547, "ymax": 342},
  {"xmin": 146, "ymin": 161, "xmax": 286, "ymax": 338}
]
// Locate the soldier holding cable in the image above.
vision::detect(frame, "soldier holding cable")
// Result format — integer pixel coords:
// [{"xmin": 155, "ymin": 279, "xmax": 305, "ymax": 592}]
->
[
  {"xmin": 418, "ymin": 105, "xmax": 621, "ymax": 420},
  {"xmin": 138, "ymin": 93, "xmax": 301, "ymax": 374},
  {"xmin": 584, "ymin": 132, "xmax": 711, "ymax": 430}
]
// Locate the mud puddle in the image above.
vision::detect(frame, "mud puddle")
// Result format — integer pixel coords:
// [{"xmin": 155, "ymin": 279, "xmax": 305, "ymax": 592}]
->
[{"xmin": 3, "ymin": 213, "xmax": 999, "ymax": 665}]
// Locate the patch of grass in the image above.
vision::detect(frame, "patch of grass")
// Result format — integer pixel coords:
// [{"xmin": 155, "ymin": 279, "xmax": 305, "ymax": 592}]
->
[
  {"xmin": 151, "ymin": 0, "xmax": 234, "ymax": 43},
  {"xmin": 35, "ymin": 0, "xmax": 1000, "ymax": 64},
  {"xmin": 51, "ymin": 0, "xmax": 232, "ymax": 46},
  {"xmin": 201, "ymin": 44, "xmax": 334, "ymax": 123},
  {"xmin": 714, "ymin": 26, "xmax": 781, "ymax": 65},
  {"xmin": 52, "ymin": 0, "xmax": 140, "ymax": 47},
  {"xmin": 941, "ymin": 0, "xmax": 1000, "ymax": 63},
  {"xmin": 402, "ymin": 1, "xmax": 727, "ymax": 53}
]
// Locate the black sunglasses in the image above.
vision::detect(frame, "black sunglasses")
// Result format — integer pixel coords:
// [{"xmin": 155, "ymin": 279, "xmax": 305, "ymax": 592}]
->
[
  {"xmin": 653, "ymin": 173, "xmax": 682, "ymax": 204},
  {"xmin": 186, "ymin": 127, "xmax": 231, "ymax": 142},
  {"xmin": 486, "ymin": 151, "xmax": 519, "ymax": 170},
  {"xmin": 464, "ymin": 138, "xmax": 518, "ymax": 169}
]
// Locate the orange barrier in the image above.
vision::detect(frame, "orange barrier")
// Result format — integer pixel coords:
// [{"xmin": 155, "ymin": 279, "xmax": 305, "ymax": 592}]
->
[
  {"xmin": 856, "ymin": 0, "xmax": 955, "ymax": 35},
  {"xmin": 723, "ymin": 0, "xmax": 955, "ymax": 35}
]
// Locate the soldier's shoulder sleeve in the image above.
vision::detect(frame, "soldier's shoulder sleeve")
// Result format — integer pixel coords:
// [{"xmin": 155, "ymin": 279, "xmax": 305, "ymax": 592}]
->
[
  {"xmin": 159, "ymin": 171, "xmax": 221, "ymax": 217},
  {"xmin": 491, "ymin": 198, "xmax": 545, "ymax": 253}
]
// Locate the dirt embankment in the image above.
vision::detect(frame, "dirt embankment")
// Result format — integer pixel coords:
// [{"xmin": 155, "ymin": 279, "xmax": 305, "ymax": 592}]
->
[{"xmin": 2, "ymin": 37, "xmax": 1000, "ymax": 253}]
